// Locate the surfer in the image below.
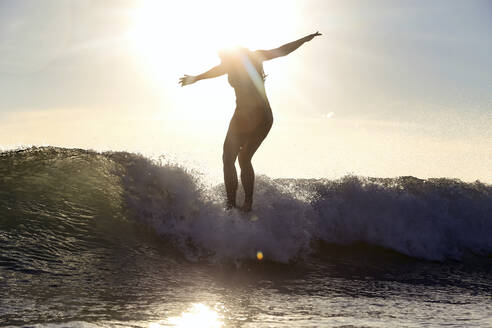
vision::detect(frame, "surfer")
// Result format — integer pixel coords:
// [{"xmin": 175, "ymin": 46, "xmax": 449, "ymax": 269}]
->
[{"xmin": 180, "ymin": 32, "xmax": 321, "ymax": 211}]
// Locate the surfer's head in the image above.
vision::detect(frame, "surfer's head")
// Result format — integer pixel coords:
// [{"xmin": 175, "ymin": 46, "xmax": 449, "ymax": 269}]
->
[
  {"xmin": 218, "ymin": 46, "xmax": 249, "ymax": 66},
  {"xmin": 218, "ymin": 46, "xmax": 266, "ymax": 81}
]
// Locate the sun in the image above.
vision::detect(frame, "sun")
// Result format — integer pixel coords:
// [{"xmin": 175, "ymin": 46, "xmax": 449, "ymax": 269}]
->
[
  {"xmin": 128, "ymin": 0, "xmax": 299, "ymax": 129},
  {"xmin": 129, "ymin": 0, "xmax": 299, "ymax": 78}
]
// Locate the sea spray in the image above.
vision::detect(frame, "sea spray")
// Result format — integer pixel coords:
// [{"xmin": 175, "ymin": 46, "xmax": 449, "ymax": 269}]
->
[{"xmin": 1, "ymin": 146, "xmax": 491, "ymax": 264}]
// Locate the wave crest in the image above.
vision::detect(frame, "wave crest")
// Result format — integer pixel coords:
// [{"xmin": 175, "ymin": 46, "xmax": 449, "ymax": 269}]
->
[{"xmin": 1, "ymin": 147, "xmax": 491, "ymax": 262}]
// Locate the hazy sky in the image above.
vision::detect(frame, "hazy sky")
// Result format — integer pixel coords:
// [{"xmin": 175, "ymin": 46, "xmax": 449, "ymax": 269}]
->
[{"xmin": 1, "ymin": 0, "xmax": 491, "ymax": 182}]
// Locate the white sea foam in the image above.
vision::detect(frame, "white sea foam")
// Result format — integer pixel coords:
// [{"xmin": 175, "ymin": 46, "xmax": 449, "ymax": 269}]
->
[
  {"xmin": 4, "ymin": 147, "xmax": 489, "ymax": 263},
  {"xmin": 117, "ymin": 153, "xmax": 492, "ymax": 262}
]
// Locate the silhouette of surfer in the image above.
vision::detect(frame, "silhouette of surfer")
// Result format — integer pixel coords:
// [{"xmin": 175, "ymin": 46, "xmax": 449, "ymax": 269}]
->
[{"xmin": 180, "ymin": 32, "xmax": 321, "ymax": 211}]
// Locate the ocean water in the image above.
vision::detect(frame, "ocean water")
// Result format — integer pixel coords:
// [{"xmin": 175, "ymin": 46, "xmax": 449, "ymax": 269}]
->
[{"xmin": 1, "ymin": 147, "xmax": 491, "ymax": 327}]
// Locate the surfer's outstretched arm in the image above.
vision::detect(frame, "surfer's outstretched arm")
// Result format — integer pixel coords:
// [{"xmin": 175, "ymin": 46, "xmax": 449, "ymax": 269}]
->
[
  {"xmin": 255, "ymin": 31, "xmax": 322, "ymax": 61},
  {"xmin": 179, "ymin": 64, "xmax": 226, "ymax": 86}
]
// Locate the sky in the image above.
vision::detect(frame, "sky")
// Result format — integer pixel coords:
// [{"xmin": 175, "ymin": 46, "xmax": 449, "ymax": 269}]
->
[{"xmin": 0, "ymin": 0, "xmax": 491, "ymax": 183}]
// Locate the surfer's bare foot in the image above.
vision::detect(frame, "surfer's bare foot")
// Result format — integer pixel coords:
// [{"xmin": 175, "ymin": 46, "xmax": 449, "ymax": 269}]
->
[
  {"xmin": 225, "ymin": 201, "xmax": 236, "ymax": 210},
  {"xmin": 240, "ymin": 202, "xmax": 252, "ymax": 212}
]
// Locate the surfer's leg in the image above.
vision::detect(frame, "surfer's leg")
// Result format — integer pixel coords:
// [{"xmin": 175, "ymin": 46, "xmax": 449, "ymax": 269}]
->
[
  {"xmin": 238, "ymin": 151, "xmax": 254, "ymax": 211},
  {"xmin": 223, "ymin": 129, "xmax": 243, "ymax": 209},
  {"xmin": 238, "ymin": 122, "xmax": 272, "ymax": 211}
]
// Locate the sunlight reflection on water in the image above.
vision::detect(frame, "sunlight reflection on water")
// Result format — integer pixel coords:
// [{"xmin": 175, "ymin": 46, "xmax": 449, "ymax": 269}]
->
[{"xmin": 150, "ymin": 303, "xmax": 224, "ymax": 328}]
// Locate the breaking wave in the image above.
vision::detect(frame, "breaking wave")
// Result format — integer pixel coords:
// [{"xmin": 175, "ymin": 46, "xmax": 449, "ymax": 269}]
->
[{"xmin": 1, "ymin": 147, "xmax": 491, "ymax": 264}]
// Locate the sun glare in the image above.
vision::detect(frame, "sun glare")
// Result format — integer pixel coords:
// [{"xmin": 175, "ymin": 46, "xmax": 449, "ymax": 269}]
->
[
  {"xmin": 129, "ymin": 0, "xmax": 299, "ymax": 131},
  {"xmin": 130, "ymin": 0, "xmax": 298, "ymax": 72}
]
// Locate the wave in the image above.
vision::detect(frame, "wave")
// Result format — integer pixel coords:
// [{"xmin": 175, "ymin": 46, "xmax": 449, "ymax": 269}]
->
[{"xmin": 1, "ymin": 146, "xmax": 491, "ymax": 263}]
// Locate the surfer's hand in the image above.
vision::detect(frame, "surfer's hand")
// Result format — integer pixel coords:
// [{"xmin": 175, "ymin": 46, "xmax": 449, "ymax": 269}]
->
[
  {"xmin": 306, "ymin": 31, "xmax": 322, "ymax": 42},
  {"xmin": 179, "ymin": 75, "xmax": 197, "ymax": 86}
]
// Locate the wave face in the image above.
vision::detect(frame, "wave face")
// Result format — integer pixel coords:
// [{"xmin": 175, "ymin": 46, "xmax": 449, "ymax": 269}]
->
[{"xmin": 1, "ymin": 147, "xmax": 491, "ymax": 264}]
